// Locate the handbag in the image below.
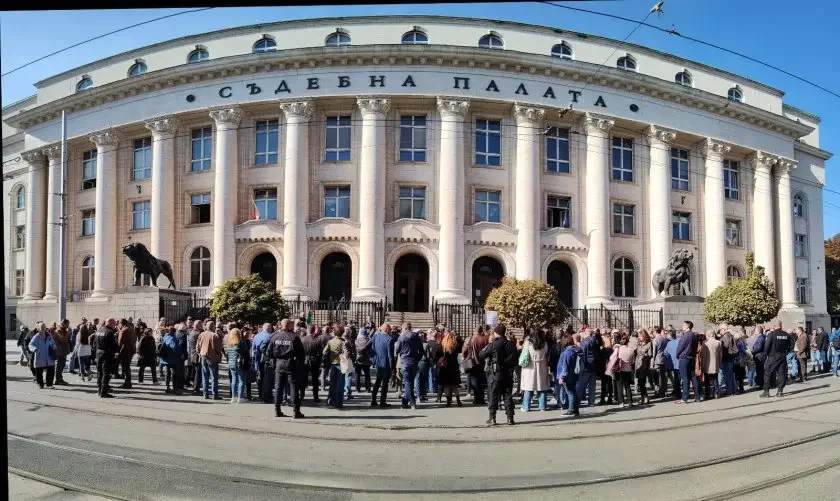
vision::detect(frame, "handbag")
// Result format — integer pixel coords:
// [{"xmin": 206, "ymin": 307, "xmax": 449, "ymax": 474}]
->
[
  {"xmin": 518, "ymin": 345, "xmax": 532, "ymax": 368},
  {"xmin": 605, "ymin": 350, "xmax": 620, "ymax": 378},
  {"xmin": 340, "ymin": 353, "xmax": 354, "ymax": 375}
]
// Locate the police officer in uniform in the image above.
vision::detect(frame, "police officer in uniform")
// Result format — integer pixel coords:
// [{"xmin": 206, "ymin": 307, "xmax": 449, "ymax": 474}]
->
[
  {"xmin": 269, "ymin": 318, "xmax": 305, "ymax": 418},
  {"xmin": 94, "ymin": 318, "xmax": 119, "ymax": 398},
  {"xmin": 478, "ymin": 325, "xmax": 517, "ymax": 426},
  {"xmin": 761, "ymin": 319, "xmax": 792, "ymax": 398}
]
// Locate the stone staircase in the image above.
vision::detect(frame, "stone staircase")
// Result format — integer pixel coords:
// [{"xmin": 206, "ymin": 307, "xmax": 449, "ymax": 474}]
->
[{"xmin": 384, "ymin": 311, "xmax": 436, "ymax": 332}]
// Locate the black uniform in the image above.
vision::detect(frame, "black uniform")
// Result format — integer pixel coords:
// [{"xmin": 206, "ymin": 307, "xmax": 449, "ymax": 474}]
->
[
  {"xmin": 479, "ymin": 335, "xmax": 517, "ymax": 422},
  {"xmin": 94, "ymin": 326, "xmax": 119, "ymax": 397},
  {"xmin": 763, "ymin": 329, "xmax": 792, "ymax": 394},
  {"xmin": 269, "ymin": 329, "xmax": 305, "ymax": 416},
  {"xmin": 300, "ymin": 334, "xmax": 323, "ymax": 401}
]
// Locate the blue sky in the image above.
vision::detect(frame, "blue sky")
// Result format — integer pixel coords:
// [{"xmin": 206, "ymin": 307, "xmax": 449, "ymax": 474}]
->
[{"xmin": 2, "ymin": 1, "xmax": 838, "ymax": 236}]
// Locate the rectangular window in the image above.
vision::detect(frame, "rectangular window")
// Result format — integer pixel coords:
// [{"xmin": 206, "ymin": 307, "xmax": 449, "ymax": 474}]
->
[
  {"xmin": 672, "ymin": 211, "xmax": 691, "ymax": 241},
  {"xmin": 324, "ymin": 186, "xmax": 351, "ymax": 218},
  {"xmin": 254, "ymin": 120, "xmax": 279, "ymax": 165},
  {"xmin": 613, "ymin": 203, "xmax": 635, "ymax": 235},
  {"xmin": 190, "ymin": 127, "xmax": 212, "ymax": 172},
  {"xmin": 724, "ymin": 159, "xmax": 740, "ymax": 200},
  {"xmin": 132, "ymin": 201, "xmax": 151, "ymax": 230},
  {"xmin": 253, "ymin": 188, "xmax": 278, "ymax": 220},
  {"xmin": 190, "ymin": 193, "xmax": 211, "ymax": 224},
  {"xmin": 14, "ymin": 269, "xmax": 24, "ymax": 297},
  {"xmin": 398, "ymin": 186, "xmax": 426, "ymax": 220},
  {"xmin": 325, "ymin": 116, "xmax": 351, "ymax": 162},
  {"xmin": 725, "ymin": 220, "xmax": 742, "ymax": 247},
  {"xmin": 794, "ymin": 234, "xmax": 807, "ymax": 257},
  {"xmin": 133, "ymin": 137, "xmax": 152, "ymax": 180},
  {"xmin": 796, "ymin": 278, "xmax": 809, "ymax": 304},
  {"xmin": 399, "ymin": 116, "xmax": 427, "ymax": 162},
  {"xmin": 546, "ymin": 196, "xmax": 571, "ymax": 229},
  {"xmin": 611, "ymin": 137, "xmax": 634, "ymax": 182},
  {"xmin": 475, "ymin": 190, "xmax": 501, "ymax": 223},
  {"xmin": 546, "ymin": 127, "xmax": 570, "ymax": 173},
  {"xmin": 475, "ymin": 119, "xmax": 501, "ymax": 166},
  {"xmin": 82, "ymin": 149, "xmax": 97, "ymax": 190},
  {"xmin": 14, "ymin": 225, "xmax": 25, "ymax": 249},
  {"xmin": 82, "ymin": 210, "xmax": 95, "ymax": 236},
  {"xmin": 670, "ymin": 148, "xmax": 690, "ymax": 191}
]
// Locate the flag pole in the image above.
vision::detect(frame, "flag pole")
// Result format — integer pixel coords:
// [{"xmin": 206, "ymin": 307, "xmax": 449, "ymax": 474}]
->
[{"xmin": 58, "ymin": 109, "xmax": 67, "ymax": 320}]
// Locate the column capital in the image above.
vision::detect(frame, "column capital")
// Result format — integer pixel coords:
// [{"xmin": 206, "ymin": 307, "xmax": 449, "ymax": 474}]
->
[
  {"xmin": 747, "ymin": 151, "xmax": 778, "ymax": 172},
  {"xmin": 776, "ymin": 157, "xmax": 798, "ymax": 175},
  {"xmin": 279, "ymin": 100, "xmax": 315, "ymax": 120},
  {"xmin": 41, "ymin": 143, "xmax": 62, "ymax": 161},
  {"xmin": 357, "ymin": 96, "xmax": 391, "ymax": 116},
  {"xmin": 645, "ymin": 125, "xmax": 678, "ymax": 144},
  {"xmin": 89, "ymin": 129, "xmax": 121, "ymax": 148},
  {"xmin": 513, "ymin": 103, "xmax": 545, "ymax": 125},
  {"xmin": 436, "ymin": 96, "xmax": 470, "ymax": 118},
  {"xmin": 21, "ymin": 149, "xmax": 47, "ymax": 166},
  {"xmin": 209, "ymin": 107, "xmax": 243, "ymax": 127},
  {"xmin": 700, "ymin": 138, "xmax": 733, "ymax": 161},
  {"xmin": 574, "ymin": 112, "xmax": 615, "ymax": 136},
  {"xmin": 145, "ymin": 115, "xmax": 180, "ymax": 135}
]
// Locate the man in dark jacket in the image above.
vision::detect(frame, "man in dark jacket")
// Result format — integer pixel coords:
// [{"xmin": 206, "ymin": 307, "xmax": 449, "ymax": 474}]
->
[
  {"xmin": 761, "ymin": 319, "xmax": 792, "ymax": 398},
  {"xmin": 816, "ymin": 327, "xmax": 830, "ymax": 373},
  {"xmin": 394, "ymin": 322, "xmax": 424, "ymax": 409},
  {"xmin": 719, "ymin": 324, "xmax": 737, "ymax": 396},
  {"xmin": 479, "ymin": 325, "xmax": 517, "ymax": 425},
  {"xmin": 370, "ymin": 323, "xmax": 394, "ymax": 407},
  {"xmin": 300, "ymin": 325, "xmax": 322, "ymax": 402},
  {"xmin": 751, "ymin": 328, "xmax": 767, "ymax": 388},
  {"xmin": 576, "ymin": 329, "xmax": 600, "ymax": 407},
  {"xmin": 675, "ymin": 320, "xmax": 700, "ymax": 403},
  {"xmin": 462, "ymin": 327, "xmax": 489, "ymax": 405},
  {"xmin": 52, "ymin": 319, "xmax": 72, "ymax": 385},
  {"xmin": 425, "ymin": 332, "xmax": 443, "ymax": 402},
  {"xmin": 117, "ymin": 319, "xmax": 138, "ymax": 389},
  {"xmin": 136, "ymin": 329, "xmax": 158, "ymax": 384},
  {"xmin": 269, "ymin": 319, "xmax": 305, "ymax": 418},
  {"xmin": 355, "ymin": 325, "xmax": 372, "ymax": 393},
  {"xmin": 94, "ymin": 318, "xmax": 119, "ymax": 398},
  {"xmin": 187, "ymin": 321, "xmax": 202, "ymax": 394}
]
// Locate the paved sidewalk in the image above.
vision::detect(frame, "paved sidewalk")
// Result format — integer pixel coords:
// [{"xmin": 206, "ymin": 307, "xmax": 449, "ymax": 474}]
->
[{"xmin": 7, "ymin": 339, "xmax": 22, "ymax": 364}]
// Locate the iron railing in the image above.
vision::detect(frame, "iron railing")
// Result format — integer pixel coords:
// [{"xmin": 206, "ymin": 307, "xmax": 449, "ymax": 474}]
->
[
  {"xmin": 432, "ymin": 300, "xmax": 487, "ymax": 337},
  {"xmin": 285, "ymin": 297, "xmax": 386, "ymax": 327},
  {"xmin": 159, "ymin": 292, "xmax": 211, "ymax": 324}
]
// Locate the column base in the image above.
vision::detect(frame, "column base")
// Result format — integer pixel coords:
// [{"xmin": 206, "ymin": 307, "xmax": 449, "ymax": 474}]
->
[
  {"xmin": 353, "ymin": 287, "xmax": 386, "ymax": 302},
  {"xmin": 434, "ymin": 289, "xmax": 471, "ymax": 305},
  {"xmin": 281, "ymin": 286, "xmax": 310, "ymax": 301},
  {"xmin": 41, "ymin": 293, "xmax": 58, "ymax": 302},
  {"xmin": 90, "ymin": 290, "xmax": 115, "ymax": 300},
  {"xmin": 20, "ymin": 294, "xmax": 45, "ymax": 302}
]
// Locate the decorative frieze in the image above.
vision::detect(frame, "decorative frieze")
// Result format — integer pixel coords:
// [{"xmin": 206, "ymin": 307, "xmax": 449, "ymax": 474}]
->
[
  {"xmin": 89, "ymin": 129, "xmax": 121, "ymax": 148},
  {"xmin": 747, "ymin": 151, "xmax": 778, "ymax": 171},
  {"xmin": 21, "ymin": 149, "xmax": 47, "ymax": 165},
  {"xmin": 700, "ymin": 137, "xmax": 733, "ymax": 161},
  {"xmin": 356, "ymin": 96, "xmax": 391, "ymax": 115},
  {"xmin": 513, "ymin": 104, "xmax": 545, "ymax": 124},
  {"xmin": 436, "ymin": 97, "xmax": 470, "ymax": 118},
  {"xmin": 279, "ymin": 100, "xmax": 315, "ymax": 120},
  {"xmin": 209, "ymin": 107, "xmax": 243, "ymax": 126},
  {"xmin": 575, "ymin": 112, "xmax": 614, "ymax": 136},
  {"xmin": 646, "ymin": 125, "xmax": 678, "ymax": 144},
  {"xmin": 145, "ymin": 115, "xmax": 180, "ymax": 135}
]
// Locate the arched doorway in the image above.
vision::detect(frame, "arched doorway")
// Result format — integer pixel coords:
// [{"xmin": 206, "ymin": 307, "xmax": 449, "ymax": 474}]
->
[
  {"xmin": 547, "ymin": 260, "xmax": 573, "ymax": 308},
  {"xmin": 393, "ymin": 253, "xmax": 429, "ymax": 312},
  {"xmin": 251, "ymin": 252, "xmax": 277, "ymax": 288},
  {"xmin": 320, "ymin": 252, "xmax": 352, "ymax": 301},
  {"xmin": 472, "ymin": 256, "xmax": 504, "ymax": 306}
]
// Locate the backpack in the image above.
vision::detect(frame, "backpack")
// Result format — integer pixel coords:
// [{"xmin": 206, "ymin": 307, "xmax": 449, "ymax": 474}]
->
[
  {"xmin": 833, "ymin": 336, "xmax": 840, "ymax": 350},
  {"xmin": 726, "ymin": 334, "xmax": 739, "ymax": 356}
]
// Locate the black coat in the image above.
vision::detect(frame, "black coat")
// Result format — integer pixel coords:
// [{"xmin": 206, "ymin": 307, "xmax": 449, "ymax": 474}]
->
[{"xmin": 438, "ymin": 351, "xmax": 461, "ymax": 386}]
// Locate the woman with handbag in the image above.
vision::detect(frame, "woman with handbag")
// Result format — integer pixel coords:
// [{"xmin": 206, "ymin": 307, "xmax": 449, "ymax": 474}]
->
[
  {"xmin": 520, "ymin": 329, "xmax": 550, "ymax": 412},
  {"xmin": 28, "ymin": 323, "xmax": 58, "ymax": 389},
  {"xmin": 634, "ymin": 329, "xmax": 653, "ymax": 405},
  {"xmin": 614, "ymin": 333, "xmax": 636, "ymax": 408},
  {"xmin": 598, "ymin": 331, "xmax": 615, "ymax": 405},
  {"xmin": 224, "ymin": 328, "xmax": 248, "ymax": 403},
  {"xmin": 439, "ymin": 331, "xmax": 463, "ymax": 407}
]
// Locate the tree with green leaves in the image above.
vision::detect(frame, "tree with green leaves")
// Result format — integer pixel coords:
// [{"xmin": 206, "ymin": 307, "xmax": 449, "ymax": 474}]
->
[
  {"xmin": 210, "ymin": 274, "xmax": 290, "ymax": 325},
  {"xmin": 484, "ymin": 277, "xmax": 568, "ymax": 329},
  {"xmin": 824, "ymin": 234, "xmax": 840, "ymax": 313},
  {"xmin": 703, "ymin": 252, "xmax": 780, "ymax": 327}
]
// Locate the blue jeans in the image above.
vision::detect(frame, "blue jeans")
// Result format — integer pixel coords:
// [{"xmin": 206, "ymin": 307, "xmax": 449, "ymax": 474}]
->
[
  {"xmin": 344, "ymin": 366, "xmax": 353, "ymax": 396},
  {"xmin": 787, "ymin": 352, "xmax": 798, "ymax": 377},
  {"xmin": 747, "ymin": 367, "xmax": 755, "ymax": 386},
  {"xmin": 521, "ymin": 390, "xmax": 547, "ymax": 411},
  {"xmin": 554, "ymin": 382, "xmax": 566, "ymax": 409},
  {"xmin": 415, "ymin": 361, "xmax": 429, "ymax": 398},
  {"xmin": 402, "ymin": 364, "xmax": 418, "ymax": 406},
  {"xmin": 201, "ymin": 359, "xmax": 219, "ymax": 398},
  {"xmin": 229, "ymin": 367, "xmax": 243, "ymax": 399},
  {"xmin": 678, "ymin": 358, "xmax": 700, "ymax": 402},
  {"xmin": 576, "ymin": 372, "xmax": 597, "ymax": 407},
  {"xmin": 428, "ymin": 366, "xmax": 438, "ymax": 394},
  {"xmin": 832, "ymin": 350, "xmax": 840, "ymax": 374},
  {"xmin": 328, "ymin": 365, "xmax": 345, "ymax": 408},
  {"xmin": 562, "ymin": 378, "xmax": 578, "ymax": 411},
  {"xmin": 720, "ymin": 361, "xmax": 735, "ymax": 396}
]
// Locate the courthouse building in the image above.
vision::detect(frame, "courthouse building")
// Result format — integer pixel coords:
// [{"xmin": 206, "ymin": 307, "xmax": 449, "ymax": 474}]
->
[{"xmin": 2, "ymin": 15, "xmax": 832, "ymax": 328}]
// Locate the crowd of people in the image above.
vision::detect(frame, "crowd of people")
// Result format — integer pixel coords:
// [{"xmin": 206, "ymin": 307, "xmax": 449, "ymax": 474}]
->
[{"xmin": 14, "ymin": 315, "xmax": 840, "ymax": 425}]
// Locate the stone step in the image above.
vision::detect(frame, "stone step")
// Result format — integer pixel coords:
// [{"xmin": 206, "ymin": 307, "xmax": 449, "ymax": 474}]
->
[{"xmin": 384, "ymin": 311, "xmax": 435, "ymax": 330}]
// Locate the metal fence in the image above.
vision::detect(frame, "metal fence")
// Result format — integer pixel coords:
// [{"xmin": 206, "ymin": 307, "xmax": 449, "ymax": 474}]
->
[
  {"xmin": 285, "ymin": 297, "xmax": 387, "ymax": 327},
  {"xmin": 159, "ymin": 292, "xmax": 212, "ymax": 324},
  {"xmin": 432, "ymin": 300, "xmax": 486, "ymax": 336}
]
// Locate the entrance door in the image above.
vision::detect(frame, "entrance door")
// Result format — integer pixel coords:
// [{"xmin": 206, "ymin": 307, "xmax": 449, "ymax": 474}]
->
[
  {"xmin": 472, "ymin": 256, "xmax": 504, "ymax": 306},
  {"xmin": 547, "ymin": 260, "xmax": 573, "ymax": 308},
  {"xmin": 393, "ymin": 254, "xmax": 429, "ymax": 312},
  {"xmin": 250, "ymin": 252, "xmax": 277, "ymax": 289},
  {"xmin": 320, "ymin": 252, "xmax": 352, "ymax": 301}
]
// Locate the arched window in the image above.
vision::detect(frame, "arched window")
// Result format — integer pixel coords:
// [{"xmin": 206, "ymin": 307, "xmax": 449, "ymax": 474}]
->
[
  {"xmin": 675, "ymin": 71, "xmax": 693, "ymax": 87},
  {"xmin": 15, "ymin": 186, "xmax": 25, "ymax": 209},
  {"xmin": 325, "ymin": 31, "xmax": 351, "ymax": 47},
  {"xmin": 190, "ymin": 246, "xmax": 211, "ymax": 287},
  {"xmin": 478, "ymin": 34, "xmax": 503, "ymax": 49},
  {"xmin": 726, "ymin": 265, "xmax": 742, "ymax": 283},
  {"xmin": 616, "ymin": 55, "xmax": 636, "ymax": 71},
  {"xmin": 551, "ymin": 43, "xmax": 573, "ymax": 59},
  {"xmin": 728, "ymin": 86, "xmax": 743, "ymax": 103},
  {"xmin": 128, "ymin": 62, "xmax": 147, "ymax": 77},
  {"xmin": 401, "ymin": 30, "xmax": 428, "ymax": 44},
  {"xmin": 613, "ymin": 257, "xmax": 636, "ymax": 298},
  {"xmin": 76, "ymin": 77, "xmax": 93, "ymax": 92},
  {"xmin": 187, "ymin": 48, "xmax": 209, "ymax": 64},
  {"xmin": 793, "ymin": 193, "xmax": 806, "ymax": 218},
  {"xmin": 81, "ymin": 256, "xmax": 95, "ymax": 291},
  {"xmin": 253, "ymin": 37, "xmax": 276, "ymax": 53}
]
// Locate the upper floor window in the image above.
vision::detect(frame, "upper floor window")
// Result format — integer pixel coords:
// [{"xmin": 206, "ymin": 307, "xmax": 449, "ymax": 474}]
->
[
  {"xmin": 81, "ymin": 256, "xmax": 95, "ymax": 291},
  {"xmin": 671, "ymin": 148, "xmax": 690, "ymax": 191},
  {"xmin": 725, "ymin": 219, "xmax": 742, "ymax": 247},
  {"xmin": 325, "ymin": 32, "xmax": 351, "ymax": 47},
  {"xmin": 547, "ymin": 196, "xmax": 571, "ymax": 229},
  {"xmin": 478, "ymin": 34, "xmax": 503, "ymax": 49},
  {"xmin": 133, "ymin": 137, "xmax": 152, "ymax": 180},
  {"xmin": 672, "ymin": 211, "xmax": 691, "ymax": 241},
  {"xmin": 324, "ymin": 186, "xmax": 351, "ymax": 218},
  {"xmin": 191, "ymin": 127, "xmax": 212, "ymax": 171},
  {"xmin": 76, "ymin": 77, "xmax": 93, "ymax": 92},
  {"xmin": 254, "ymin": 119, "xmax": 279, "ymax": 165},
  {"xmin": 128, "ymin": 62, "xmax": 147, "ymax": 77},
  {"xmin": 616, "ymin": 55, "xmax": 636, "ymax": 71},
  {"xmin": 546, "ymin": 127, "xmax": 570, "ymax": 173},
  {"xmin": 675, "ymin": 71, "xmax": 693, "ymax": 87},
  {"xmin": 794, "ymin": 234, "xmax": 807, "ymax": 258},
  {"xmin": 796, "ymin": 278, "xmax": 809, "ymax": 304},
  {"xmin": 14, "ymin": 225, "xmax": 25, "ymax": 250},
  {"xmin": 253, "ymin": 189, "xmax": 278, "ymax": 220},
  {"xmin": 82, "ymin": 149, "xmax": 97, "ymax": 190},
  {"xmin": 728, "ymin": 87, "xmax": 743, "ymax": 103},
  {"xmin": 325, "ymin": 116, "xmax": 351, "ymax": 161},
  {"xmin": 613, "ymin": 203, "xmax": 635, "ymax": 235},
  {"xmin": 399, "ymin": 115, "xmax": 427, "ymax": 162},
  {"xmin": 190, "ymin": 193, "xmax": 211, "ymax": 224},
  {"xmin": 551, "ymin": 43, "xmax": 573, "ymax": 59},
  {"xmin": 793, "ymin": 194, "xmax": 806, "ymax": 218},
  {"xmin": 611, "ymin": 137, "xmax": 634, "ymax": 182},
  {"xmin": 475, "ymin": 190, "xmax": 501, "ymax": 223},
  {"xmin": 398, "ymin": 186, "xmax": 427, "ymax": 220},
  {"xmin": 726, "ymin": 265, "xmax": 742, "ymax": 283},
  {"xmin": 475, "ymin": 119, "xmax": 501, "ymax": 166},
  {"xmin": 132, "ymin": 201, "xmax": 151, "ymax": 230},
  {"xmin": 613, "ymin": 258, "xmax": 636, "ymax": 298},
  {"xmin": 81, "ymin": 210, "xmax": 95, "ymax": 236},
  {"xmin": 15, "ymin": 186, "xmax": 24, "ymax": 209},
  {"xmin": 187, "ymin": 48, "xmax": 209, "ymax": 64},
  {"xmin": 190, "ymin": 247, "xmax": 211, "ymax": 287},
  {"xmin": 14, "ymin": 269, "xmax": 24, "ymax": 297},
  {"xmin": 723, "ymin": 159, "xmax": 740, "ymax": 200},
  {"xmin": 401, "ymin": 30, "xmax": 428, "ymax": 44},
  {"xmin": 253, "ymin": 37, "xmax": 276, "ymax": 53}
]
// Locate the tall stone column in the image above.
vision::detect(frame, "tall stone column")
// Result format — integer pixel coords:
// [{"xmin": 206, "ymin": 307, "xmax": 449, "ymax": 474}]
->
[
  {"xmin": 513, "ymin": 104, "xmax": 545, "ymax": 281},
  {"xmin": 21, "ymin": 150, "xmax": 48, "ymax": 301},
  {"xmin": 209, "ymin": 108, "xmax": 243, "ymax": 290},
  {"xmin": 435, "ymin": 97, "xmax": 470, "ymax": 303},
  {"xmin": 279, "ymin": 101, "xmax": 314, "ymax": 298},
  {"xmin": 749, "ymin": 151, "xmax": 777, "ymax": 284},
  {"xmin": 354, "ymin": 96, "xmax": 390, "ymax": 302},
  {"xmin": 146, "ymin": 116, "xmax": 179, "ymax": 274},
  {"xmin": 646, "ymin": 125, "xmax": 677, "ymax": 297},
  {"xmin": 702, "ymin": 138, "xmax": 731, "ymax": 295},
  {"xmin": 579, "ymin": 113, "xmax": 614, "ymax": 306},
  {"xmin": 42, "ymin": 145, "xmax": 63, "ymax": 301},
  {"xmin": 90, "ymin": 130, "xmax": 120, "ymax": 298},
  {"xmin": 777, "ymin": 158, "xmax": 799, "ymax": 309}
]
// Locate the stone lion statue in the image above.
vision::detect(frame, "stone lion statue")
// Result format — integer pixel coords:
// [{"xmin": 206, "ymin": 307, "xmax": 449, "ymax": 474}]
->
[
  {"xmin": 652, "ymin": 248, "xmax": 693, "ymax": 297},
  {"xmin": 122, "ymin": 242, "xmax": 176, "ymax": 289}
]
